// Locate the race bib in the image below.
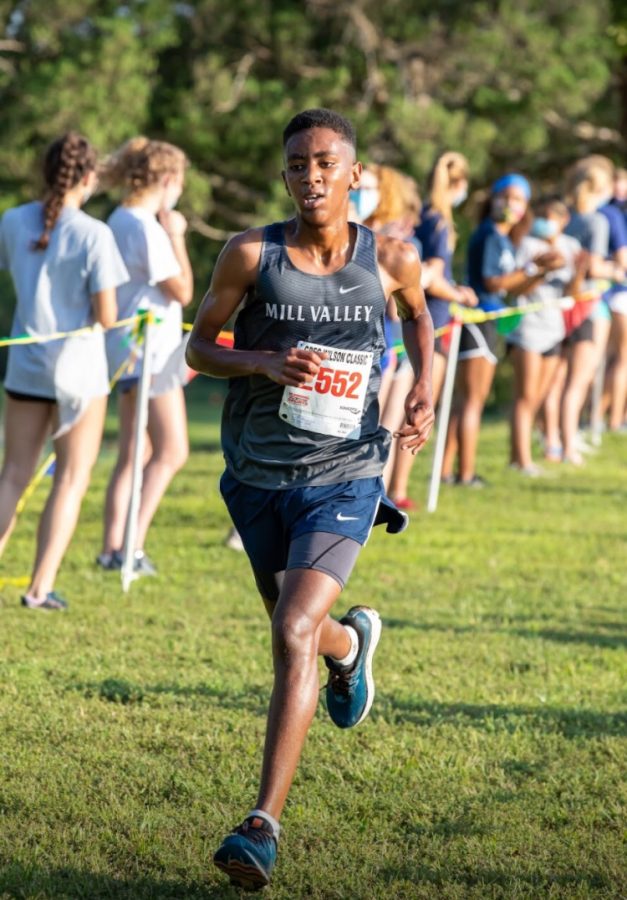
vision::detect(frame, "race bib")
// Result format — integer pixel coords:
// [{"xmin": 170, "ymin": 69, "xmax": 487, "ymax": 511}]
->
[{"xmin": 279, "ymin": 341, "xmax": 373, "ymax": 440}]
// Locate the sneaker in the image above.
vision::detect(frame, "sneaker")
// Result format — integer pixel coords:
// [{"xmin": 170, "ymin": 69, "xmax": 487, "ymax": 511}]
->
[
  {"xmin": 133, "ymin": 550, "xmax": 157, "ymax": 576},
  {"xmin": 213, "ymin": 816, "xmax": 278, "ymax": 891},
  {"xmin": 325, "ymin": 606, "xmax": 382, "ymax": 729},
  {"xmin": 96, "ymin": 550, "xmax": 156, "ymax": 576},
  {"xmin": 96, "ymin": 551, "xmax": 122, "ymax": 570},
  {"xmin": 21, "ymin": 591, "xmax": 68, "ymax": 611},
  {"xmin": 441, "ymin": 474, "xmax": 456, "ymax": 485},
  {"xmin": 391, "ymin": 496, "xmax": 417, "ymax": 511},
  {"xmin": 509, "ymin": 463, "xmax": 544, "ymax": 478},
  {"xmin": 456, "ymin": 474, "xmax": 488, "ymax": 488}
]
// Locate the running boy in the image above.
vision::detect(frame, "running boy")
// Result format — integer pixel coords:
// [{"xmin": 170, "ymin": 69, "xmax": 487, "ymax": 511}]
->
[{"xmin": 186, "ymin": 108, "xmax": 434, "ymax": 891}]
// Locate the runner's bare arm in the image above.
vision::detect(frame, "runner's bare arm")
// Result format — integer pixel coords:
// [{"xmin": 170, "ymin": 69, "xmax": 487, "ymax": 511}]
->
[
  {"xmin": 377, "ymin": 236, "xmax": 435, "ymax": 453},
  {"xmin": 186, "ymin": 230, "xmax": 325, "ymax": 386}
]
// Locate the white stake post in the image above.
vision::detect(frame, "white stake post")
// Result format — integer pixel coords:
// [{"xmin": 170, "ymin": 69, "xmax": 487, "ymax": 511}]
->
[
  {"xmin": 121, "ymin": 312, "xmax": 154, "ymax": 592},
  {"xmin": 427, "ymin": 320, "xmax": 462, "ymax": 513}
]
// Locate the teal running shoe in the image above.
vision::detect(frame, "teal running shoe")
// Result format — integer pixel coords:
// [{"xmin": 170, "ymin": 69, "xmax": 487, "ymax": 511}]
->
[
  {"xmin": 21, "ymin": 591, "xmax": 68, "ymax": 611},
  {"xmin": 213, "ymin": 815, "xmax": 278, "ymax": 891},
  {"xmin": 325, "ymin": 606, "xmax": 381, "ymax": 729}
]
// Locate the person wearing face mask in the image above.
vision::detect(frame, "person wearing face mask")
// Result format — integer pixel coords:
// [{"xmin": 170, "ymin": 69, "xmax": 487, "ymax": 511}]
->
[
  {"xmin": 556, "ymin": 157, "xmax": 627, "ymax": 443},
  {"xmin": 507, "ymin": 198, "xmax": 586, "ymax": 473},
  {"xmin": 350, "ymin": 165, "xmax": 444, "ymax": 507},
  {"xmin": 441, "ymin": 173, "xmax": 561, "ymax": 486},
  {"xmin": 98, "ymin": 137, "xmax": 193, "ymax": 574},
  {"xmin": 0, "ymin": 132, "xmax": 128, "ymax": 609},
  {"xmin": 387, "ymin": 151, "xmax": 478, "ymax": 507},
  {"xmin": 592, "ymin": 158, "xmax": 627, "ymax": 432}
]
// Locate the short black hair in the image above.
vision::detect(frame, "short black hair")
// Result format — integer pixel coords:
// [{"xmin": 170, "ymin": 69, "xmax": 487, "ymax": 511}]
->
[{"xmin": 283, "ymin": 108, "xmax": 356, "ymax": 150}]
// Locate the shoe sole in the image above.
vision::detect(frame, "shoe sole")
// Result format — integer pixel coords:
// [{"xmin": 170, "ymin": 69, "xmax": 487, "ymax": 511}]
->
[
  {"xmin": 347, "ymin": 606, "xmax": 382, "ymax": 727},
  {"xmin": 214, "ymin": 855, "xmax": 269, "ymax": 891}
]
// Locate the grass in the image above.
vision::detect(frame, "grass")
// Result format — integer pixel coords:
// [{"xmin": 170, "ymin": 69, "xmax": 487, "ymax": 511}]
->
[{"xmin": 0, "ymin": 379, "xmax": 625, "ymax": 899}]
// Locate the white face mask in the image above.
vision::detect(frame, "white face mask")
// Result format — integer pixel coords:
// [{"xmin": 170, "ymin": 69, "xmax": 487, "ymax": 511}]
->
[
  {"xmin": 451, "ymin": 187, "xmax": 468, "ymax": 208},
  {"xmin": 163, "ymin": 186, "xmax": 182, "ymax": 211}
]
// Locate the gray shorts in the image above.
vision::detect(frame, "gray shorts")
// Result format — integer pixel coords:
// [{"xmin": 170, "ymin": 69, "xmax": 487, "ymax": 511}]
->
[{"xmin": 253, "ymin": 531, "xmax": 363, "ymax": 602}]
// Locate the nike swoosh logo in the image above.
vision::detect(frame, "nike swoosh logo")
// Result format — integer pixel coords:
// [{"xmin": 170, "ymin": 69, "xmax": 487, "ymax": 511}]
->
[
  {"xmin": 338, "ymin": 285, "xmax": 362, "ymax": 294},
  {"xmin": 336, "ymin": 513, "xmax": 359, "ymax": 521}
]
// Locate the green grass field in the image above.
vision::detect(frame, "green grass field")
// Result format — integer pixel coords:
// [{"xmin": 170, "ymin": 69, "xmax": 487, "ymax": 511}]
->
[{"xmin": 0, "ymin": 381, "xmax": 625, "ymax": 899}]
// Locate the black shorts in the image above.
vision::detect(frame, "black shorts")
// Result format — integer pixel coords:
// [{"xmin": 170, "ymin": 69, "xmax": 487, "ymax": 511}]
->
[
  {"xmin": 458, "ymin": 320, "xmax": 498, "ymax": 365},
  {"xmin": 564, "ymin": 318, "xmax": 594, "ymax": 345},
  {"xmin": 542, "ymin": 342, "xmax": 562, "ymax": 358},
  {"xmin": 5, "ymin": 388, "xmax": 56, "ymax": 404}
]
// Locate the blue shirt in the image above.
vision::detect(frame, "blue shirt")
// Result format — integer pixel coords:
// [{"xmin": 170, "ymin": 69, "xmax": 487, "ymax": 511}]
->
[
  {"xmin": 598, "ymin": 203, "xmax": 627, "ymax": 257},
  {"xmin": 415, "ymin": 205, "xmax": 453, "ymax": 328},
  {"xmin": 467, "ymin": 219, "xmax": 516, "ymax": 312}
]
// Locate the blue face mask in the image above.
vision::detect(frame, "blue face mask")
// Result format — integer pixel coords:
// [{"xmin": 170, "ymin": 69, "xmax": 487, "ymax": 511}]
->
[
  {"xmin": 349, "ymin": 187, "xmax": 380, "ymax": 221},
  {"xmin": 531, "ymin": 217, "xmax": 559, "ymax": 239}
]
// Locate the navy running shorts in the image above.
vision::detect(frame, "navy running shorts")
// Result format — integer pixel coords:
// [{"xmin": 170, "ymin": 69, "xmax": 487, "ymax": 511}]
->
[{"xmin": 220, "ymin": 470, "xmax": 407, "ymax": 589}]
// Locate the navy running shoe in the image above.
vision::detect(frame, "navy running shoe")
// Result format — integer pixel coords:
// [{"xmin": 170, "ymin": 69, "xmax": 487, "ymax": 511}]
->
[
  {"xmin": 213, "ymin": 816, "xmax": 278, "ymax": 891},
  {"xmin": 325, "ymin": 606, "xmax": 382, "ymax": 729},
  {"xmin": 21, "ymin": 591, "xmax": 68, "ymax": 611}
]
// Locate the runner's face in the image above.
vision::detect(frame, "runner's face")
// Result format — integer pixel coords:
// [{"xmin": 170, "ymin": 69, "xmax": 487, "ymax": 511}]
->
[{"xmin": 282, "ymin": 127, "xmax": 361, "ymax": 224}]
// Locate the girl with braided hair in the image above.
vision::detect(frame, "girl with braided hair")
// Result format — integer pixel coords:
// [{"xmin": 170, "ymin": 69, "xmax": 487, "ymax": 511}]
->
[
  {"xmin": 97, "ymin": 137, "xmax": 193, "ymax": 575},
  {"xmin": 0, "ymin": 131, "xmax": 128, "ymax": 609}
]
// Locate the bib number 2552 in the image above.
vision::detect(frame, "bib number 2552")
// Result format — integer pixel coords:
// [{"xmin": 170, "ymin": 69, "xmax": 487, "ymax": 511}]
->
[{"xmin": 279, "ymin": 341, "xmax": 373, "ymax": 440}]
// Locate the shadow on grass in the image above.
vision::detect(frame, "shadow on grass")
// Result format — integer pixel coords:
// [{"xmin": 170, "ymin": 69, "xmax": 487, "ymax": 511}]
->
[
  {"xmin": 70, "ymin": 679, "xmax": 269, "ymax": 716},
  {"xmin": 0, "ymin": 864, "xmax": 235, "ymax": 899},
  {"xmin": 381, "ymin": 862, "xmax": 611, "ymax": 893},
  {"xmin": 374, "ymin": 696, "xmax": 627, "ymax": 738},
  {"xmin": 382, "ymin": 617, "xmax": 627, "ymax": 649}
]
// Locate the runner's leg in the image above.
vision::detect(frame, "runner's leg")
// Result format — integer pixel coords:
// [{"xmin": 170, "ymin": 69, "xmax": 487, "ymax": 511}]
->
[
  {"xmin": 458, "ymin": 356, "xmax": 495, "ymax": 481},
  {"xmin": 29, "ymin": 396, "xmax": 107, "ymax": 597},
  {"xmin": 0, "ymin": 397, "xmax": 53, "ymax": 556},
  {"xmin": 102, "ymin": 389, "xmax": 138, "ymax": 554},
  {"xmin": 135, "ymin": 385, "xmax": 189, "ymax": 550},
  {"xmin": 561, "ymin": 340, "xmax": 597, "ymax": 463},
  {"xmin": 254, "ymin": 567, "xmax": 344, "ymax": 820},
  {"xmin": 608, "ymin": 312, "xmax": 627, "ymax": 430},
  {"xmin": 510, "ymin": 347, "xmax": 542, "ymax": 468},
  {"xmin": 388, "ymin": 351, "xmax": 446, "ymax": 500},
  {"xmin": 254, "ymin": 569, "xmax": 351, "ymax": 660}
]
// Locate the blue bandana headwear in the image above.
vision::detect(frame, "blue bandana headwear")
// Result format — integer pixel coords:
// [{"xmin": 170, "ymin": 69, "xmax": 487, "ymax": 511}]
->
[{"xmin": 491, "ymin": 173, "xmax": 531, "ymax": 200}]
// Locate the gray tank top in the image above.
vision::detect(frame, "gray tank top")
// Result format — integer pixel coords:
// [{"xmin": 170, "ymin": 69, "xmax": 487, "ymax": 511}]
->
[{"xmin": 222, "ymin": 220, "xmax": 391, "ymax": 489}]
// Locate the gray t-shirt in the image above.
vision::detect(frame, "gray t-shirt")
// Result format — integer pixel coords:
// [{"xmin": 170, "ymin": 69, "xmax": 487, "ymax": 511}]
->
[
  {"xmin": 508, "ymin": 234, "xmax": 580, "ymax": 353},
  {"xmin": 106, "ymin": 206, "xmax": 183, "ymax": 381},
  {"xmin": 0, "ymin": 202, "xmax": 128, "ymax": 414}
]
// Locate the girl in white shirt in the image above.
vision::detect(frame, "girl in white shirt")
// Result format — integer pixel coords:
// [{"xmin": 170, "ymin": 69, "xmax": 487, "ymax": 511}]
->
[
  {"xmin": 98, "ymin": 138, "xmax": 193, "ymax": 574},
  {"xmin": 0, "ymin": 132, "xmax": 127, "ymax": 609}
]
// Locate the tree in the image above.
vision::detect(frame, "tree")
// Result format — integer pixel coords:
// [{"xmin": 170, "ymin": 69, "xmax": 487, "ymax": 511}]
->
[{"xmin": 0, "ymin": 0, "xmax": 623, "ymax": 315}]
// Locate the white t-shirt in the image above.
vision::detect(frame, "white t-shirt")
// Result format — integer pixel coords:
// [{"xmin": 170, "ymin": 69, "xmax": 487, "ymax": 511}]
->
[
  {"xmin": 0, "ymin": 202, "xmax": 128, "ymax": 428},
  {"xmin": 106, "ymin": 205, "xmax": 183, "ymax": 381},
  {"xmin": 508, "ymin": 233, "xmax": 581, "ymax": 353}
]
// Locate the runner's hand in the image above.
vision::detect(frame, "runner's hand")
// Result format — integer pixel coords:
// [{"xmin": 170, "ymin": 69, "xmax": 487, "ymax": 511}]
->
[
  {"xmin": 158, "ymin": 209, "xmax": 188, "ymax": 237},
  {"xmin": 394, "ymin": 384, "xmax": 435, "ymax": 454},
  {"xmin": 455, "ymin": 285, "xmax": 479, "ymax": 307},
  {"xmin": 534, "ymin": 250, "xmax": 564, "ymax": 273},
  {"xmin": 263, "ymin": 348, "xmax": 328, "ymax": 387}
]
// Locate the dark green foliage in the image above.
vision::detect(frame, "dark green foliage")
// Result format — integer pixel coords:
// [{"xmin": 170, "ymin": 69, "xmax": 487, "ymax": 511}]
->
[{"xmin": 0, "ymin": 0, "xmax": 624, "ymax": 308}]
